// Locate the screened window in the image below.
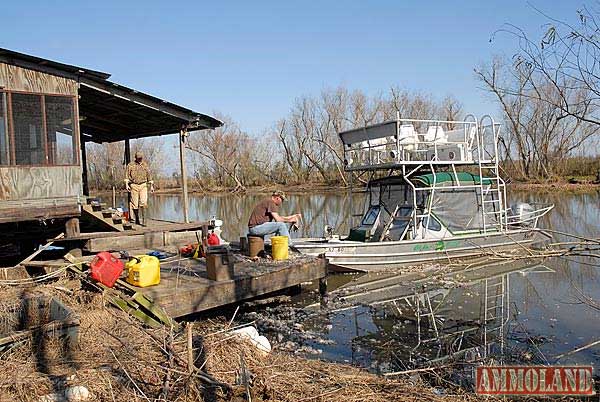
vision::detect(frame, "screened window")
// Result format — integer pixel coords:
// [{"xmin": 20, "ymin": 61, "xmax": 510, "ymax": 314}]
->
[
  {"xmin": 46, "ymin": 96, "xmax": 76, "ymax": 165},
  {"xmin": 0, "ymin": 93, "xmax": 8, "ymax": 165},
  {"xmin": 0, "ymin": 92, "xmax": 78, "ymax": 166},
  {"xmin": 12, "ymin": 93, "xmax": 45, "ymax": 165}
]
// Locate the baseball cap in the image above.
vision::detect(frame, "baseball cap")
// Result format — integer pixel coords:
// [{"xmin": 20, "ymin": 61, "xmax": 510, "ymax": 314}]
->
[{"xmin": 272, "ymin": 190, "xmax": 286, "ymax": 201}]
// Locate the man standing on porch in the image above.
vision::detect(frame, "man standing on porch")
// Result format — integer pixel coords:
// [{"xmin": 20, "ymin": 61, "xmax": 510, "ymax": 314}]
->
[{"xmin": 125, "ymin": 151, "xmax": 154, "ymax": 226}]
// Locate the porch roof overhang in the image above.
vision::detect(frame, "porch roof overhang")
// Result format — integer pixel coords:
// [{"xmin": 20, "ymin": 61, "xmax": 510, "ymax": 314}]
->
[
  {"xmin": 0, "ymin": 48, "xmax": 223, "ymax": 143},
  {"xmin": 77, "ymin": 79, "xmax": 222, "ymax": 143}
]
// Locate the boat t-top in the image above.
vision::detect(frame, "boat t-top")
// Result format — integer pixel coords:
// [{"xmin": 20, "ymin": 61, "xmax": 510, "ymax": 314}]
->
[{"xmin": 293, "ymin": 114, "xmax": 554, "ymax": 272}]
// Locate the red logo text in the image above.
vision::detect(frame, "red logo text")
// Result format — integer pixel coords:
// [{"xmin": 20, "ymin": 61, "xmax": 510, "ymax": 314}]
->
[{"xmin": 475, "ymin": 366, "xmax": 594, "ymax": 395}]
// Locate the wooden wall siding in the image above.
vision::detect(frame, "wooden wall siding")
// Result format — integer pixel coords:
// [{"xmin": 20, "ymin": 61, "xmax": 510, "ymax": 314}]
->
[
  {"xmin": 0, "ymin": 201, "xmax": 80, "ymax": 224},
  {"xmin": 0, "ymin": 63, "xmax": 77, "ymax": 95},
  {"xmin": 0, "ymin": 166, "xmax": 82, "ymax": 201}
]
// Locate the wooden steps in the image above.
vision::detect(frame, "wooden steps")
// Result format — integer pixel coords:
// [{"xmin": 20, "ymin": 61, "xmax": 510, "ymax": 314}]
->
[
  {"xmin": 81, "ymin": 204, "xmax": 126, "ymax": 232},
  {"xmin": 84, "ymin": 197, "xmax": 135, "ymax": 231}
]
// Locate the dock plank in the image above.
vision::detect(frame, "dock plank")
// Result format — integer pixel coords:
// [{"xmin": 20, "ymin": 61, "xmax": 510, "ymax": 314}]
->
[
  {"xmin": 53, "ymin": 220, "xmax": 212, "ymax": 242},
  {"xmin": 137, "ymin": 256, "xmax": 326, "ymax": 318}
]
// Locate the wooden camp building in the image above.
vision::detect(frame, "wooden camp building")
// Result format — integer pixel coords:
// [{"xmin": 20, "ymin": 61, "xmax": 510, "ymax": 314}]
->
[{"xmin": 0, "ymin": 48, "xmax": 222, "ymax": 256}]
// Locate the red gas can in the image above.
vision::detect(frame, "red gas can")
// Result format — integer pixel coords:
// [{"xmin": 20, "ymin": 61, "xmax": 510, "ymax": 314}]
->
[
  {"xmin": 207, "ymin": 233, "xmax": 220, "ymax": 246},
  {"xmin": 90, "ymin": 251, "xmax": 124, "ymax": 288}
]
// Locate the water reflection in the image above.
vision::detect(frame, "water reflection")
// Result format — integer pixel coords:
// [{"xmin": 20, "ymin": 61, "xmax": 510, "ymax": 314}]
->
[
  {"xmin": 297, "ymin": 254, "xmax": 600, "ymax": 377},
  {"xmin": 300, "ymin": 259, "xmax": 529, "ymax": 370}
]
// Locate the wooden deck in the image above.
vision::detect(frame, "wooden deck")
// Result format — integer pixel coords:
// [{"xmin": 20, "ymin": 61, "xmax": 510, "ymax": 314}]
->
[
  {"xmin": 123, "ymin": 251, "xmax": 327, "ymax": 318},
  {"xmin": 33, "ymin": 219, "xmax": 329, "ymax": 321}
]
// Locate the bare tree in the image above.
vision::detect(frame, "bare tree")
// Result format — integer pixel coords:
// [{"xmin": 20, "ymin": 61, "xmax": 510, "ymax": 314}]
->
[
  {"xmin": 86, "ymin": 141, "xmax": 123, "ymax": 190},
  {"xmin": 440, "ymin": 95, "xmax": 463, "ymax": 129},
  {"xmin": 186, "ymin": 114, "xmax": 274, "ymax": 192},
  {"xmin": 475, "ymin": 57, "xmax": 598, "ymax": 179},
  {"xmin": 488, "ymin": 6, "xmax": 600, "ymax": 135}
]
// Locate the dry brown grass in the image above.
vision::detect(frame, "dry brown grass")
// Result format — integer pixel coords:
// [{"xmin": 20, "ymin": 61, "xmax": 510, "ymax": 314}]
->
[{"xmin": 0, "ymin": 280, "xmax": 479, "ymax": 402}]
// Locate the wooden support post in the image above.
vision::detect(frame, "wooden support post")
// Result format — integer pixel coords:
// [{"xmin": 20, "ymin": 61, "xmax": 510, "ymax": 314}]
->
[
  {"xmin": 124, "ymin": 139, "xmax": 131, "ymax": 212},
  {"xmin": 179, "ymin": 129, "xmax": 190, "ymax": 223},
  {"xmin": 81, "ymin": 140, "xmax": 89, "ymax": 196},
  {"xmin": 111, "ymin": 166, "xmax": 116, "ymax": 208},
  {"xmin": 201, "ymin": 224, "xmax": 208, "ymax": 249},
  {"xmin": 65, "ymin": 218, "xmax": 80, "ymax": 238},
  {"xmin": 319, "ymin": 275, "xmax": 328, "ymax": 297},
  {"xmin": 186, "ymin": 322, "xmax": 194, "ymax": 374},
  {"xmin": 124, "ymin": 139, "xmax": 131, "ymax": 163},
  {"xmin": 348, "ymin": 172, "xmax": 353, "ymax": 223}
]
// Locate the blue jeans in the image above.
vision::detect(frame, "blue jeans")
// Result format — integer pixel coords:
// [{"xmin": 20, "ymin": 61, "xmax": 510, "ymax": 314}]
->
[{"xmin": 248, "ymin": 222, "xmax": 291, "ymax": 244}]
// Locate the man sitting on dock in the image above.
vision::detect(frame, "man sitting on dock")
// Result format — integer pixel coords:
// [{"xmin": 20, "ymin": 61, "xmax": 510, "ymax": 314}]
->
[
  {"xmin": 248, "ymin": 190, "xmax": 301, "ymax": 243},
  {"xmin": 124, "ymin": 151, "xmax": 154, "ymax": 226}
]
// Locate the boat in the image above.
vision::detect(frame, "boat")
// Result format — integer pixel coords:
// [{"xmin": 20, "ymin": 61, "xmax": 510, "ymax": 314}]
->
[{"xmin": 292, "ymin": 114, "xmax": 554, "ymax": 272}]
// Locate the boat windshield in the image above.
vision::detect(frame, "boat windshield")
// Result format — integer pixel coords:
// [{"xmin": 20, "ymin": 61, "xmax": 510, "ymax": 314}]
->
[
  {"xmin": 380, "ymin": 182, "xmax": 413, "ymax": 212},
  {"xmin": 387, "ymin": 206, "xmax": 413, "ymax": 241},
  {"xmin": 361, "ymin": 205, "xmax": 380, "ymax": 226},
  {"xmin": 357, "ymin": 180, "xmax": 419, "ymax": 242}
]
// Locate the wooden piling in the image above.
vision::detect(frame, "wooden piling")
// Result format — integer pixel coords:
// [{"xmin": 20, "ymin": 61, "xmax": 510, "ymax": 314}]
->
[
  {"xmin": 186, "ymin": 323, "xmax": 194, "ymax": 374},
  {"xmin": 65, "ymin": 218, "xmax": 80, "ymax": 238},
  {"xmin": 179, "ymin": 129, "xmax": 189, "ymax": 223}
]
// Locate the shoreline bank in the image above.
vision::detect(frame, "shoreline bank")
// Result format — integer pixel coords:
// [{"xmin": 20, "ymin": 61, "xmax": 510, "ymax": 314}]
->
[{"xmin": 91, "ymin": 181, "xmax": 600, "ymax": 198}]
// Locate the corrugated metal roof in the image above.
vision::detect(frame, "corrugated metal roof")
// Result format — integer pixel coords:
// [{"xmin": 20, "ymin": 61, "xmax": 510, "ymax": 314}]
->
[
  {"xmin": 0, "ymin": 48, "xmax": 222, "ymax": 141},
  {"xmin": 0, "ymin": 48, "xmax": 111, "ymax": 80}
]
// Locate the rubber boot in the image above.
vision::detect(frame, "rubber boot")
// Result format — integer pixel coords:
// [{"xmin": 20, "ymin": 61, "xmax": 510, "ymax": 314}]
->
[
  {"xmin": 133, "ymin": 209, "xmax": 140, "ymax": 225},
  {"xmin": 139, "ymin": 206, "xmax": 146, "ymax": 227}
]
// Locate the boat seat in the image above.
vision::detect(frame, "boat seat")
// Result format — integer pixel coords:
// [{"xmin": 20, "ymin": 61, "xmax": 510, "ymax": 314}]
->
[
  {"xmin": 424, "ymin": 125, "xmax": 447, "ymax": 143},
  {"xmin": 398, "ymin": 124, "xmax": 419, "ymax": 152},
  {"xmin": 355, "ymin": 137, "xmax": 394, "ymax": 165}
]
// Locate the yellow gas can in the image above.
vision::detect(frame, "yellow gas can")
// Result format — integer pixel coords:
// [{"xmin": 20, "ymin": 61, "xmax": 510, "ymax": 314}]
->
[{"xmin": 125, "ymin": 255, "xmax": 160, "ymax": 287}]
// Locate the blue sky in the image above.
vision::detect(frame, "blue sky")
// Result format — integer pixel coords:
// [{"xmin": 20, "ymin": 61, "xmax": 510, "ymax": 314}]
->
[{"xmin": 1, "ymin": 1, "xmax": 583, "ymax": 134}]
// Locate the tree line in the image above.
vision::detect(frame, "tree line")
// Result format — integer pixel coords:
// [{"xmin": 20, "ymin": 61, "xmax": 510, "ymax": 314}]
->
[{"xmin": 87, "ymin": 6, "xmax": 600, "ymax": 191}]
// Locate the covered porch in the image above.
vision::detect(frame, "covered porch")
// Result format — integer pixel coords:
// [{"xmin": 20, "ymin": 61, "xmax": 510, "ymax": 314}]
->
[{"xmin": 0, "ymin": 48, "xmax": 222, "ymax": 255}]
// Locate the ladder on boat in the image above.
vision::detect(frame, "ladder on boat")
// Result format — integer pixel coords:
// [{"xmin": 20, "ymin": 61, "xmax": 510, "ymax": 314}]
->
[{"xmin": 476, "ymin": 116, "xmax": 507, "ymax": 234}]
